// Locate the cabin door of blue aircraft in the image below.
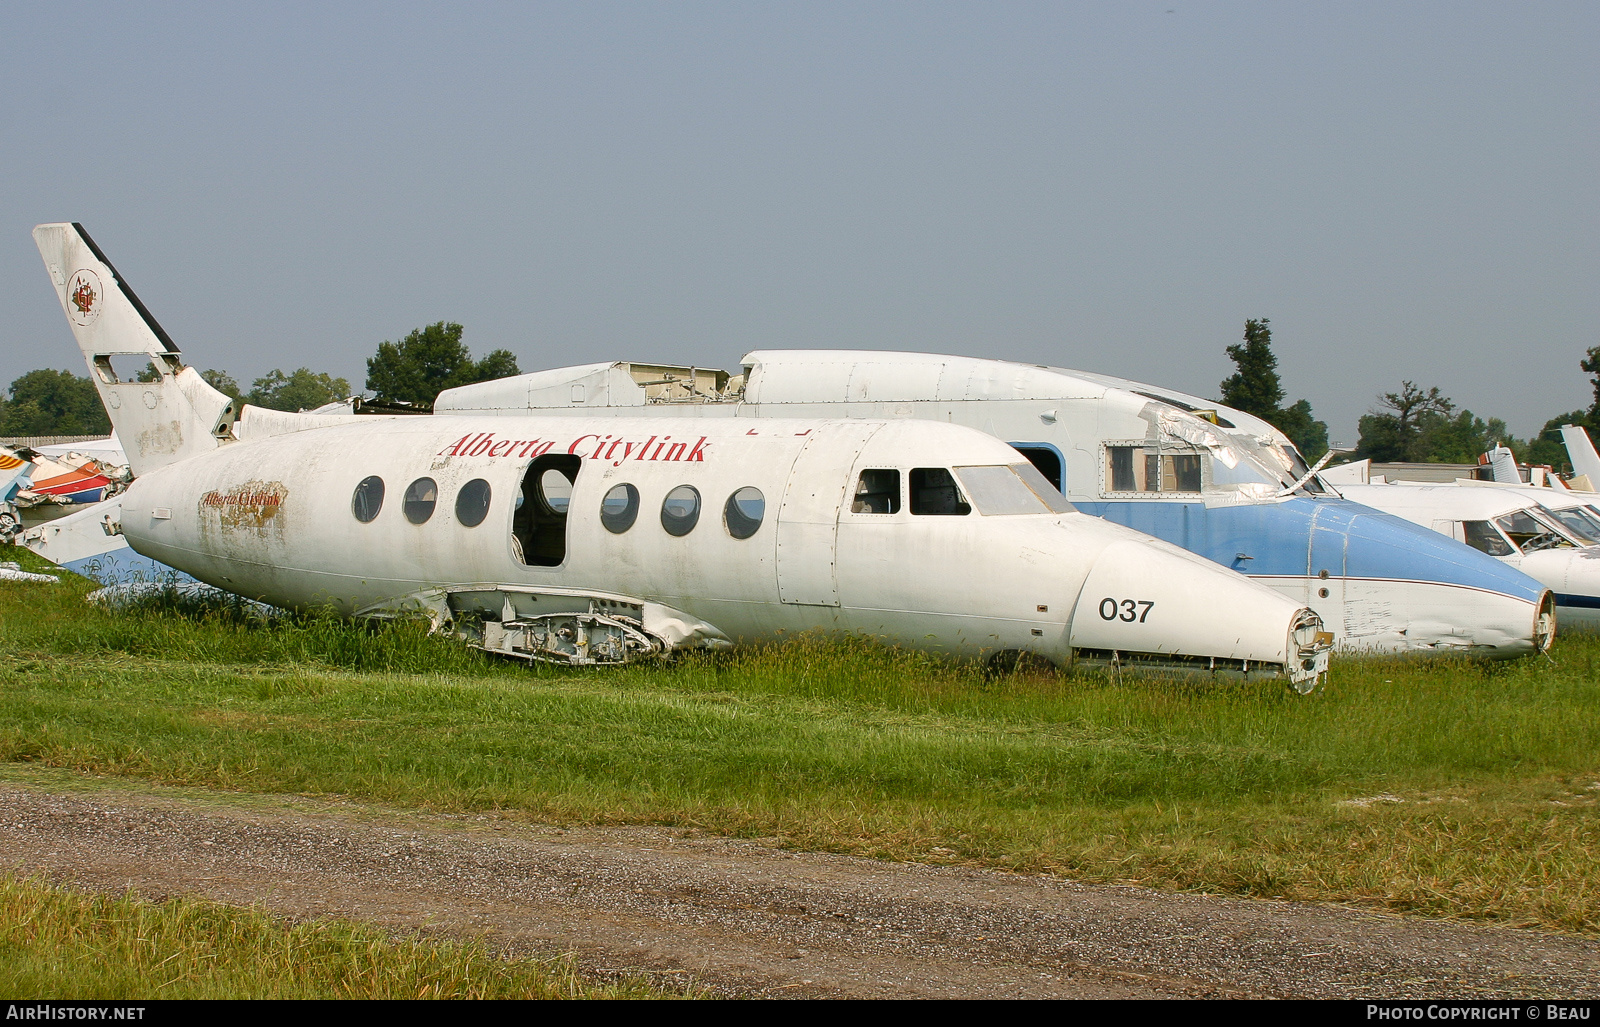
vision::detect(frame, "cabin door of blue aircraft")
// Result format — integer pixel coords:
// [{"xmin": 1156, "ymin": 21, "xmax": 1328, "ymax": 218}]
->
[
  {"xmin": 775, "ymin": 423, "xmax": 883, "ymax": 606},
  {"xmin": 1307, "ymin": 505, "xmax": 1348, "ymax": 624},
  {"xmin": 1010, "ymin": 443, "xmax": 1065, "ymax": 493}
]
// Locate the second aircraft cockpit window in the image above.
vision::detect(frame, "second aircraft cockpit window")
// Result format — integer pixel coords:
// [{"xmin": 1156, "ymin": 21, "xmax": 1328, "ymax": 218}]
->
[
  {"xmin": 1494, "ymin": 509, "xmax": 1578, "ymax": 553},
  {"xmin": 951, "ymin": 464, "xmax": 1073, "ymax": 515},
  {"xmin": 1543, "ymin": 506, "xmax": 1600, "ymax": 545},
  {"xmin": 910, "ymin": 468, "xmax": 971, "ymax": 516},
  {"xmin": 852, "ymin": 469, "xmax": 900, "ymax": 514}
]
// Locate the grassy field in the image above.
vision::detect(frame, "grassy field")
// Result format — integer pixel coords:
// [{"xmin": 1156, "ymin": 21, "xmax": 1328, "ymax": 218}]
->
[
  {"xmin": 0, "ymin": 874, "xmax": 687, "ymax": 999},
  {"xmin": 2, "ymin": 545, "xmax": 1598, "ymax": 939}
]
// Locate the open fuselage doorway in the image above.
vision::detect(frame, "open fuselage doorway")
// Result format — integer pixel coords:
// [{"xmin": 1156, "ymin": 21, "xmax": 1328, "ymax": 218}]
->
[
  {"xmin": 514, "ymin": 454, "xmax": 581, "ymax": 567},
  {"xmin": 1010, "ymin": 443, "xmax": 1064, "ymax": 493}
]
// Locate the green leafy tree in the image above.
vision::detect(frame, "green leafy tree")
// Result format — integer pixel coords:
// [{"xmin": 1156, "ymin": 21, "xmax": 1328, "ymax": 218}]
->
[
  {"xmin": 201, "ymin": 369, "xmax": 241, "ymax": 404},
  {"xmin": 1518, "ymin": 350, "xmax": 1600, "ymax": 472},
  {"xmin": 1273, "ymin": 399, "xmax": 1330, "ymax": 463},
  {"xmin": 365, "ymin": 322, "xmax": 520, "ymax": 407},
  {"xmin": 1218, "ymin": 319, "xmax": 1284, "ymax": 419},
  {"xmin": 0, "ymin": 369, "xmax": 111, "ymax": 436},
  {"xmin": 1580, "ymin": 346, "xmax": 1600, "ymax": 428},
  {"xmin": 1217, "ymin": 319, "xmax": 1329, "ymax": 460},
  {"xmin": 1354, "ymin": 382, "xmax": 1453, "ymax": 462},
  {"xmin": 1424, "ymin": 410, "xmax": 1519, "ymax": 464},
  {"xmin": 137, "ymin": 365, "xmax": 242, "ymax": 406},
  {"xmin": 245, "ymin": 368, "xmax": 350, "ymax": 412},
  {"xmin": 1355, "ymin": 383, "xmax": 1521, "ymax": 464}
]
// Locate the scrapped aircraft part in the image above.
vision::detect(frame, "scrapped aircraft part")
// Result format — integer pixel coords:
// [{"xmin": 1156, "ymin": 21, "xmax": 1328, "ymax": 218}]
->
[
  {"xmin": 481, "ymin": 611, "xmax": 660, "ymax": 665},
  {"xmin": 357, "ymin": 586, "xmax": 731, "ymax": 666},
  {"xmin": 1534, "ymin": 590, "xmax": 1557, "ymax": 652},
  {"xmin": 16, "ymin": 496, "xmax": 189, "ymax": 586},
  {"xmin": 1289, "ymin": 611, "xmax": 1336, "ymax": 693},
  {"xmin": 0, "ymin": 562, "xmax": 59, "ymax": 584}
]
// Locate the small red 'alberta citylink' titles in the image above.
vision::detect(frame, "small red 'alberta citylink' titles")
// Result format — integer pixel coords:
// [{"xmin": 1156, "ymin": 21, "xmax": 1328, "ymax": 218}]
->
[{"xmin": 437, "ymin": 432, "xmax": 711, "ymax": 466}]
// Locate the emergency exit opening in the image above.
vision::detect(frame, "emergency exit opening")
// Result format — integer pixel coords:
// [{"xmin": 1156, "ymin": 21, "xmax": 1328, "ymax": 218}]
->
[
  {"xmin": 514, "ymin": 454, "xmax": 581, "ymax": 567},
  {"xmin": 1010, "ymin": 444, "xmax": 1064, "ymax": 492}
]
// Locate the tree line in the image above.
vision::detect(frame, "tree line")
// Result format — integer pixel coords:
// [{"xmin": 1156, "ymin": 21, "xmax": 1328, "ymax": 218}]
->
[
  {"xmin": 0, "ymin": 322, "xmax": 517, "ymax": 437},
  {"xmin": 4, "ymin": 316, "xmax": 1591, "ymax": 474},
  {"xmin": 1215, "ymin": 318, "xmax": 1593, "ymax": 471}
]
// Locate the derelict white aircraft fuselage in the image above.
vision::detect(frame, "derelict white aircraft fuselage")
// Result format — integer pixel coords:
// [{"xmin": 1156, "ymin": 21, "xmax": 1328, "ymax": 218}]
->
[
  {"xmin": 33, "ymin": 223, "xmax": 1333, "ymax": 687},
  {"xmin": 433, "ymin": 353, "xmax": 1557, "ymax": 658}
]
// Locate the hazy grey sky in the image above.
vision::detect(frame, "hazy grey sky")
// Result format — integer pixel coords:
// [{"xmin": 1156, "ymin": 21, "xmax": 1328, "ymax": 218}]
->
[{"xmin": 3, "ymin": 1, "xmax": 1594, "ymax": 444}]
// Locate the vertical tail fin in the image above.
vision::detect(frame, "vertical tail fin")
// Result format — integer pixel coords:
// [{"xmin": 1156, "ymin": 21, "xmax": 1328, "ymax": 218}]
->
[
  {"xmin": 1561, "ymin": 425, "xmax": 1600, "ymax": 489},
  {"xmin": 33, "ymin": 223, "xmax": 235, "ymax": 477}
]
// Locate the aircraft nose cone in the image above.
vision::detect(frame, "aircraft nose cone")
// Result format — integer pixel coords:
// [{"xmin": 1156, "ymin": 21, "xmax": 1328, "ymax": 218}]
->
[
  {"xmin": 1069, "ymin": 538, "xmax": 1329, "ymax": 688},
  {"xmin": 1330, "ymin": 502, "xmax": 1556, "ymax": 655}
]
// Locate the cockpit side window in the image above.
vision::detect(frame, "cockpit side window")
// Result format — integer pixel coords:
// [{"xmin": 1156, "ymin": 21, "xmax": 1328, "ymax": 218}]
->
[
  {"xmin": 1103, "ymin": 444, "xmax": 1204, "ymax": 495},
  {"xmin": 1462, "ymin": 520, "xmax": 1514, "ymax": 557},
  {"xmin": 1493, "ymin": 509, "xmax": 1575, "ymax": 553},
  {"xmin": 852, "ymin": 469, "xmax": 900, "ymax": 514},
  {"xmin": 1546, "ymin": 507, "xmax": 1600, "ymax": 544},
  {"xmin": 910, "ymin": 468, "xmax": 971, "ymax": 516},
  {"xmin": 952, "ymin": 464, "xmax": 1073, "ymax": 515}
]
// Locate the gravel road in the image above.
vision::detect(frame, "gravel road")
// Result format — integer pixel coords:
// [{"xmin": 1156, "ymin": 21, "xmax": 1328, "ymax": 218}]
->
[{"xmin": 1, "ymin": 780, "xmax": 1595, "ymax": 999}]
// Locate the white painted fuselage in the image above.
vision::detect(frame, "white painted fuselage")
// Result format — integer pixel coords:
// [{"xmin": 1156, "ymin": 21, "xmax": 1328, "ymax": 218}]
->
[{"xmin": 117, "ymin": 415, "xmax": 1330, "ymax": 681}]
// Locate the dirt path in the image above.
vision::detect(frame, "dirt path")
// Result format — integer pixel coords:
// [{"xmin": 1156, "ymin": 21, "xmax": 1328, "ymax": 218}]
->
[{"xmin": 1, "ymin": 779, "xmax": 1595, "ymax": 999}]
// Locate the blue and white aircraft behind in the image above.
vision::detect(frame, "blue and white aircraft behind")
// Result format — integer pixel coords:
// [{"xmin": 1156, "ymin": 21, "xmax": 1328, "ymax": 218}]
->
[{"xmin": 434, "ymin": 352, "xmax": 1556, "ymax": 657}]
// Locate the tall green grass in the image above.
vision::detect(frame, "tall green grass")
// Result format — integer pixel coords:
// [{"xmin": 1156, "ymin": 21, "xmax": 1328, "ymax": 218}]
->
[{"xmin": 3, "ymin": 546, "xmax": 1598, "ymax": 932}]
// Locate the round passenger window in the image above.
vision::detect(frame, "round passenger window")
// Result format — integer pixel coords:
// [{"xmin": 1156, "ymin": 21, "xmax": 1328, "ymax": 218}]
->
[
  {"xmin": 601, "ymin": 483, "xmax": 639, "ymax": 534},
  {"xmin": 352, "ymin": 476, "xmax": 385, "ymax": 523},
  {"xmin": 539, "ymin": 468, "xmax": 573, "ymax": 514},
  {"xmin": 455, "ymin": 478, "xmax": 491, "ymax": 527},
  {"xmin": 403, "ymin": 477, "xmax": 438, "ymax": 524},
  {"xmin": 724, "ymin": 486, "xmax": 764, "ymax": 539},
  {"xmin": 660, "ymin": 485, "xmax": 701, "ymax": 537}
]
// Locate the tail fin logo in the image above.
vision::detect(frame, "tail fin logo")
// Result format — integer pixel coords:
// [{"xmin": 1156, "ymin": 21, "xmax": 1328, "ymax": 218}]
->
[{"xmin": 67, "ymin": 269, "xmax": 102, "ymax": 326}]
